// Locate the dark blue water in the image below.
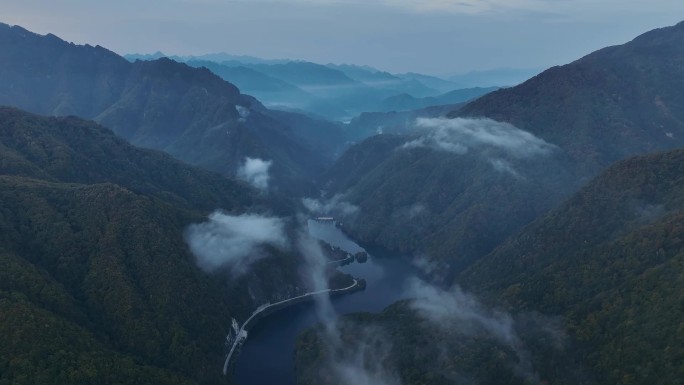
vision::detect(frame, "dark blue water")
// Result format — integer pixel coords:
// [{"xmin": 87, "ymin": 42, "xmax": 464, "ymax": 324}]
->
[{"xmin": 232, "ymin": 221, "xmax": 417, "ymax": 385}]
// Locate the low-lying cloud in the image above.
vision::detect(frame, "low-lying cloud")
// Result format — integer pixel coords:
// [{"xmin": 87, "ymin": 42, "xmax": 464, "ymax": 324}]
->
[
  {"xmin": 408, "ymin": 278, "xmax": 520, "ymax": 343},
  {"xmin": 403, "ymin": 117, "xmax": 555, "ymax": 158},
  {"xmin": 299, "ymin": 218, "xmax": 399, "ymax": 385},
  {"xmin": 331, "ymin": 326, "xmax": 400, "ymax": 385},
  {"xmin": 185, "ymin": 212, "xmax": 287, "ymax": 275},
  {"xmin": 236, "ymin": 105, "xmax": 250, "ymax": 123},
  {"xmin": 411, "ymin": 255, "xmax": 450, "ymax": 284},
  {"xmin": 407, "ymin": 278, "xmax": 542, "ymax": 383},
  {"xmin": 237, "ymin": 157, "xmax": 272, "ymax": 190},
  {"xmin": 489, "ymin": 158, "xmax": 523, "ymax": 178}
]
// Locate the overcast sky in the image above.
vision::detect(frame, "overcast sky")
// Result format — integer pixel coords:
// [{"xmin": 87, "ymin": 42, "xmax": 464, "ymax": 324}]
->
[{"xmin": 2, "ymin": 1, "xmax": 683, "ymax": 74}]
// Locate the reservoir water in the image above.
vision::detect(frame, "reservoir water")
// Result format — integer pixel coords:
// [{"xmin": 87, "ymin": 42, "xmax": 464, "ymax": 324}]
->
[{"xmin": 232, "ymin": 220, "xmax": 417, "ymax": 385}]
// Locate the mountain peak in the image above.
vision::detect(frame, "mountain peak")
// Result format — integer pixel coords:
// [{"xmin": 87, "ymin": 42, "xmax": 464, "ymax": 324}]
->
[{"xmin": 456, "ymin": 19, "xmax": 684, "ymax": 172}]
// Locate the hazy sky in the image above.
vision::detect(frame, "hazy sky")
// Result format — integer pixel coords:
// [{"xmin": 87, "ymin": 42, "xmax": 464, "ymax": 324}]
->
[{"xmin": 2, "ymin": 0, "xmax": 683, "ymax": 74}]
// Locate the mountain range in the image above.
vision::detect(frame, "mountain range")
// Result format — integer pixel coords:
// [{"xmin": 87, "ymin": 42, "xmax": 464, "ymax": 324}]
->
[
  {"xmin": 458, "ymin": 147, "xmax": 684, "ymax": 384},
  {"xmin": 2, "ymin": 16, "xmax": 684, "ymax": 385},
  {"xmin": 321, "ymin": 19, "xmax": 684, "ymax": 277},
  {"xmin": 127, "ymin": 54, "xmax": 503, "ymax": 120},
  {"xmin": 295, "ymin": 20, "xmax": 684, "ymax": 385},
  {"xmin": 0, "ymin": 23, "xmax": 345, "ymax": 195}
]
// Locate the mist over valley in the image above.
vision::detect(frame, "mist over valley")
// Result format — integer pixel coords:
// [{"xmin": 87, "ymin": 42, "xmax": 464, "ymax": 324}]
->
[{"xmin": 2, "ymin": 4, "xmax": 684, "ymax": 385}]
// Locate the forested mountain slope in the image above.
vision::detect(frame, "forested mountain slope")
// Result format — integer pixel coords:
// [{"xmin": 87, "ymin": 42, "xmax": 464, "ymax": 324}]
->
[
  {"xmin": 456, "ymin": 149, "xmax": 684, "ymax": 384},
  {"xmin": 0, "ymin": 108, "xmax": 303, "ymax": 384},
  {"xmin": 0, "ymin": 23, "xmax": 342, "ymax": 194},
  {"xmin": 457, "ymin": 20, "xmax": 684, "ymax": 173},
  {"xmin": 321, "ymin": 20, "xmax": 684, "ymax": 274},
  {"xmin": 298, "ymin": 147, "xmax": 684, "ymax": 385}
]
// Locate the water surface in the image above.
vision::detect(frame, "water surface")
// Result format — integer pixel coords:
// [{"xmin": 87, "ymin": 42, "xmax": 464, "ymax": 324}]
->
[{"xmin": 232, "ymin": 220, "xmax": 416, "ymax": 385}]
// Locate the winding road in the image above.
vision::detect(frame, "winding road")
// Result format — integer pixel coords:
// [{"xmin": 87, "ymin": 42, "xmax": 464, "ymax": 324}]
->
[{"xmin": 223, "ymin": 279, "xmax": 359, "ymax": 375}]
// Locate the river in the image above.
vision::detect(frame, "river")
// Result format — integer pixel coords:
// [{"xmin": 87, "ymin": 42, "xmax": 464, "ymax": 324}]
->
[{"xmin": 231, "ymin": 220, "xmax": 417, "ymax": 385}]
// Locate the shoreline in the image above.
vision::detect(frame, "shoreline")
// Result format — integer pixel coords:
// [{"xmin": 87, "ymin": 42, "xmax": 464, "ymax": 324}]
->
[
  {"xmin": 224, "ymin": 219, "xmax": 373, "ymax": 377},
  {"xmin": 222, "ymin": 278, "xmax": 365, "ymax": 375}
]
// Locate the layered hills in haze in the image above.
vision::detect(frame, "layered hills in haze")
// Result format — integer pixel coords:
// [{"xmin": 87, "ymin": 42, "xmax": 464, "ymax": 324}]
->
[
  {"xmin": 296, "ymin": 20, "xmax": 684, "ymax": 385},
  {"xmin": 4, "ymin": 12, "xmax": 684, "ymax": 385},
  {"xmin": 131, "ymin": 55, "xmax": 502, "ymax": 120},
  {"xmin": 0, "ymin": 23, "xmax": 346, "ymax": 195},
  {"xmin": 320, "ymin": 20, "xmax": 684, "ymax": 276}
]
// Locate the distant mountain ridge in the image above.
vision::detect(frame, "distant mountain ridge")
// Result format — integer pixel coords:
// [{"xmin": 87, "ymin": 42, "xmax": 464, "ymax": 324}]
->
[
  {"xmin": 126, "ymin": 51, "xmax": 290, "ymax": 65},
  {"xmin": 126, "ymin": 51, "xmax": 506, "ymax": 120},
  {"xmin": 0, "ymin": 22, "xmax": 343, "ymax": 194},
  {"xmin": 376, "ymin": 87, "xmax": 498, "ymax": 113},
  {"xmin": 445, "ymin": 67, "xmax": 541, "ymax": 88}
]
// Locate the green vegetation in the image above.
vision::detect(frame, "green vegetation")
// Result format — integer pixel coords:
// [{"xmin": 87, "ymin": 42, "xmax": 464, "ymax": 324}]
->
[
  {"xmin": 0, "ymin": 107, "xmax": 306, "ymax": 384},
  {"xmin": 459, "ymin": 149, "xmax": 684, "ymax": 384},
  {"xmin": 298, "ymin": 148, "xmax": 684, "ymax": 385},
  {"xmin": 299, "ymin": 22, "xmax": 684, "ymax": 385},
  {"xmin": 0, "ymin": 178, "xmax": 232, "ymax": 384},
  {"xmin": 323, "ymin": 134, "xmax": 575, "ymax": 272},
  {"xmin": 0, "ymin": 107, "xmax": 254, "ymax": 210},
  {"xmin": 322, "ymin": 20, "xmax": 684, "ymax": 278},
  {"xmin": 296, "ymin": 303, "xmax": 582, "ymax": 385},
  {"xmin": 457, "ymin": 21, "xmax": 684, "ymax": 174}
]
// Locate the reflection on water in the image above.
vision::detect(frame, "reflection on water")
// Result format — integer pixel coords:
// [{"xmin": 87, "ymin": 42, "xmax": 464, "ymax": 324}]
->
[{"xmin": 232, "ymin": 220, "xmax": 417, "ymax": 385}]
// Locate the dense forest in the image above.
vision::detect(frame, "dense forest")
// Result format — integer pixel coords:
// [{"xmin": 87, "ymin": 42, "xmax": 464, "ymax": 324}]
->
[
  {"xmin": 0, "ymin": 108, "xmax": 308, "ymax": 384},
  {"xmin": 297, "ymin": 147, "xmax": 684, "ymax": 385},
  {"xmin": 320, "ymin": 20, "xmax": 684, "ymax": 277},
  {"xmin": 2, "ymin": 15, "xmax": 684, "ymax": 385},
  {"xmin": 295, "ymin": 21, "xmax": 684, "ymax": 385}
]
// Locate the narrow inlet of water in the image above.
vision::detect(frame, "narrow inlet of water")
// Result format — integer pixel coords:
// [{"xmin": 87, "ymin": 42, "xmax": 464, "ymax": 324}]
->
[{"xmin": 232, "ymin": 220, "xmax": 417, "ymax": 385}]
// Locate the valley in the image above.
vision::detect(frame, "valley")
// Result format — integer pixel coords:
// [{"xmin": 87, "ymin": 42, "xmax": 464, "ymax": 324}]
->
[
  {"xmin": 232, "ymin": 220, "xmax": 418, "ymax": 385},
  {"xmin": 1, "ymin": 11, "xmax": 684, "ymax": 385}
]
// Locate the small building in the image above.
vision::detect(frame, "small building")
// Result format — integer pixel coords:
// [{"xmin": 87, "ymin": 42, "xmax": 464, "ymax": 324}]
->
[{"xmin": 314, "ymin": 216, "xmax": 335, "ymax": 223}]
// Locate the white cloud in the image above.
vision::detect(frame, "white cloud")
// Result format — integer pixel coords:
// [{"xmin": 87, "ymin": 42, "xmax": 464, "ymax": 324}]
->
[
  {"xmin": 185, "ymin": 212, "xmax": 288, "ymax": 275},
  {"xmin": 236, "ymin": 105, "xmax": 250, "ymax": 123},
  {"xmin": 331, "ymin": 326, "xmax": 400, "ymax": 385},
  {"xmin": 410, "ymin": 255, "xmax": 450, "ymax": 283},
  {"xmin": 406, "ymin": 278, "xmax": 540, "ymax": 382},
  {"xmin": 407, "ymin": 203, "xmax": 427, "ymax": 218},
  {"xmin": 489, "ymin": 158, "xmax": 523, "ymax": 178},
  {"xmin": 405, "ymin": 117, "xmax": 556, "ymax": 158},
  {"xmin": 408, "ymin": 278, "xmax": 517, "ymax": 341},
  {"xmin": 237, "ymin": 157, "xmax": 272, "ymax": 190}
]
